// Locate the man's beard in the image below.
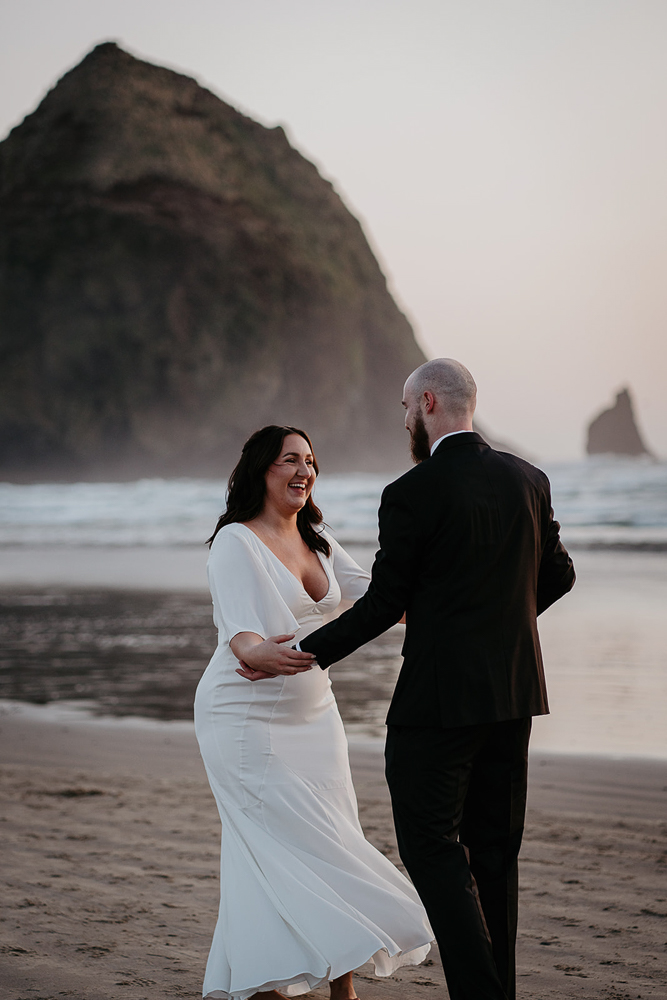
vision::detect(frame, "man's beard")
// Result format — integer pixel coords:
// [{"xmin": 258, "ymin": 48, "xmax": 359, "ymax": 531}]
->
[{"xmin": 409, "ymin": 412, "xmax": 431, "ymax": 464}]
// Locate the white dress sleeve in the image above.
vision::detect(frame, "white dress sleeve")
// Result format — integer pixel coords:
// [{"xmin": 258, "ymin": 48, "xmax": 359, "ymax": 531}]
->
[
  {"xmin": 327, "ymin": 534, "xmax": 371, "ymax": 602},
  {"xmin": 207, "ymin": 527, "xmax": 300, "ymax": 642}
]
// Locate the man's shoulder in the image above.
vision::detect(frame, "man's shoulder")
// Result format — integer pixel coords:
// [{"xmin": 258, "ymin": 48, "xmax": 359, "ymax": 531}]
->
[
  {"xmin": 382, "ymin": 460, "xmax": 434, "ymax": 499},
  {"xmin": 382, "ymin": 436, "xmax": 488, "ymax": 497},
  {"xmin": 382, "ymin": 443, "xmax": 551, "ymax": 500},
  {"xmin": 492, "ymin": 449, "xmax": 550, "ymax": 488}
]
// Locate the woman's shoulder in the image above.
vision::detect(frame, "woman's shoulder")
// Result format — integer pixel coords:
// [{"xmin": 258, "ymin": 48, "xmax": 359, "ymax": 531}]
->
[
  {"xmin": 211, "ymin": 521, "xmax": 248, "ymax": 537},
  {"xmin": 209, "ymin": 522, "xmax": 257, "ymax": 554}
]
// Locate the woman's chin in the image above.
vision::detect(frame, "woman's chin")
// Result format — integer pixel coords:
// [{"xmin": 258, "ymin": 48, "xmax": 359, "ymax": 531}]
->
[
  {"xmin": 287, "ymin": 490, "xmax": 309, "ymax": 506},
  {"xmin": 272, "ymin": 496, "xmax": 307, "ymax": 516}
]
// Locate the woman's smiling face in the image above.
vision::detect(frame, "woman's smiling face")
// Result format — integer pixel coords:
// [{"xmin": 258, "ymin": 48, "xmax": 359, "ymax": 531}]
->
[{"xmin": 263, "ymin": 433, "xmax": 316, "ymax": 516}]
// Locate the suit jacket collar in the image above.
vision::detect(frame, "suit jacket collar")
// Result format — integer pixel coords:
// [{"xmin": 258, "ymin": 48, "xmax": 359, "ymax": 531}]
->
[{"xmin": 431, "ymin": 431, "xmax": 487, "ymax": 457}]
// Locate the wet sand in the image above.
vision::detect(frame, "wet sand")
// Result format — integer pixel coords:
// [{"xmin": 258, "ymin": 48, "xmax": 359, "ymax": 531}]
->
[
  {"xmin": 2, "ymin": 546, "xmax": 667, "ymax": 755},
  {"xmin": 1, "ymin": 706, "xmax": 666, "ymax": 1000}
]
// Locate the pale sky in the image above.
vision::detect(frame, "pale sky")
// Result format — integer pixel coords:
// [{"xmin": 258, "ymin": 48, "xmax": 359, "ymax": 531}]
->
[{"xmin": 2, "ymin": 0, "xmax": 666, "ymax": 459}]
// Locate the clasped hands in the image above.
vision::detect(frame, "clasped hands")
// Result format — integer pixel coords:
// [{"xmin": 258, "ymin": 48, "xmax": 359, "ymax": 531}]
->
[{"xmin": 231, "ymin": 632, "xmax": 316, "ymax": 682}]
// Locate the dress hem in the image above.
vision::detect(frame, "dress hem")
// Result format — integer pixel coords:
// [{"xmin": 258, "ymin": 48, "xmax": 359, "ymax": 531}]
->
[{"xmin": 202, "ymin": 940, "xmax": 432, "ymax": 1000}]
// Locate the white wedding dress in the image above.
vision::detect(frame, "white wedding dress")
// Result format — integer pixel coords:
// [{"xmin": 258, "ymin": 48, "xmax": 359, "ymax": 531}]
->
[{"xmin": 194, "ymin": 523, "xmax": 432, "ymax": 1000}]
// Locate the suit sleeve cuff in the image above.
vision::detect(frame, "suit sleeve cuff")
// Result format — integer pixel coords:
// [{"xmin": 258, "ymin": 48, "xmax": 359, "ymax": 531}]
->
[{"xmin": 294, "ymin": 639, "xmax": 327, "ymax": 670}]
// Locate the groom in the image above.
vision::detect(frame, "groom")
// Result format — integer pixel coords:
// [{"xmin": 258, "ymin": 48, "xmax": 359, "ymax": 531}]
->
[{"xmin": 266, "ymin": 359, "xmax": 574, "ymax": 1000}]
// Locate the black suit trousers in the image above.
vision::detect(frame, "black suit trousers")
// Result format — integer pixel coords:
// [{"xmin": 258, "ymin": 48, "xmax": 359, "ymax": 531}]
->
[{"xmin": 384, "ymin": 718, "xmax": 532, "ymax": 1000}]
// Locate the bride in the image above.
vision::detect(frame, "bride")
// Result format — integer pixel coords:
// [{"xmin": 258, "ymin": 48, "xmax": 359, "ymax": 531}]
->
[{"xmin": 194, "ymin": 425, "xmax": 432, "ymax": 1000}]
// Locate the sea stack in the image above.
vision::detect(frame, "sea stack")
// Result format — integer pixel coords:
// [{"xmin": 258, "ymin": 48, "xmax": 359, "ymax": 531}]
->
[
  {"xmin": 0, "ymin": 43, "xmax": 425, "ymax": 479},
  {"xmin": 586, "ymin": 388, "xmax": 653, "ymax": 457}
]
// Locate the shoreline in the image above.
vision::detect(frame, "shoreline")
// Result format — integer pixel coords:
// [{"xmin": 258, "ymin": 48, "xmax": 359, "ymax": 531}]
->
[
  {"xmin": 2, "ymin": 542, "xmax": 667, "ymax": 592},
  {"xmin": 3, "ymin": 697, "xmax": 667, "ymax": 765}
]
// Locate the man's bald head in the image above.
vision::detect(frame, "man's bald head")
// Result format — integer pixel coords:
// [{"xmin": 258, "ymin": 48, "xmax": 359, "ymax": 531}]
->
[
  {"xmin": 402, "ymin": 359, "xmax": 476, "ymax": 462},
  {"xmin": 405, "ymin": 359, "xmax": 477, "ymax": 419}
]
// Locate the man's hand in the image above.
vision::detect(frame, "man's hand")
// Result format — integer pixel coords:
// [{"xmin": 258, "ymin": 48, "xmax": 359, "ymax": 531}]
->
[{"xmin": 230, "ymin": 632, "xmax": 315, "ymax": 680}]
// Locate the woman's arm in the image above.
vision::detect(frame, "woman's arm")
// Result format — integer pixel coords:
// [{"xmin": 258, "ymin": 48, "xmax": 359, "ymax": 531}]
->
[
  {"xmin": 329, "ymin": 536, "xmax": 371, "ymax": 601},
  {"xmin": 207, "ymin": 530, "xmax": 311, "ymax": 680},
  {"xmin": 231, "ymin": 631, "xmax": 314, "ymax": 679}
]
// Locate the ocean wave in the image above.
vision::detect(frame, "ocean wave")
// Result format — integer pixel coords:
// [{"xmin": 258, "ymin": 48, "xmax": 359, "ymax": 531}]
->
[{"xmin": 1, "ymin": 459, "xmax": 666, "ymax": 550}]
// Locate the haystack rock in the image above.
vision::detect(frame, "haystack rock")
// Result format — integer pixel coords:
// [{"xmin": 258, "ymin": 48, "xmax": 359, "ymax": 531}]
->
[
  {"xmin": 0, "ymin": 42, "xmax": 426, "ymax": 479},
  {"xmin": 586, "ymin": 388, "xmax": 653, "ymax": 457}
]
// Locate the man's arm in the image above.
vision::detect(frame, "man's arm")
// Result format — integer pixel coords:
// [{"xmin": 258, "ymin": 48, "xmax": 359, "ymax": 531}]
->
[
  {"xmin": 300, "ymin": 483, "xmax": 423, "ymax": 668},
  {"xmin": 536, "ymin": 509, "xmax": 575, "ymax": 615}
]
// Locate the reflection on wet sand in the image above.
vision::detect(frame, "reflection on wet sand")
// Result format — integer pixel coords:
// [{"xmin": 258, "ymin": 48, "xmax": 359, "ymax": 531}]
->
[
  {"xmin": 0, "ymin": 590, "xmax": 216, "ymax": 721},
  {"xmin": 1, "ymin": 548, "xmax": 667, "ymax": 757},
  {"xmin": 0, "ymin": 588, "xmax": 403, "ymax": 732}
]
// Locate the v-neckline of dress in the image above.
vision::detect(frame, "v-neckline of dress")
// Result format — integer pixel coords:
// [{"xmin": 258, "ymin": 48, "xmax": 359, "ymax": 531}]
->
[{"xmin": 238, "ymin": 523, "xmax": 333, "ymax": 604}]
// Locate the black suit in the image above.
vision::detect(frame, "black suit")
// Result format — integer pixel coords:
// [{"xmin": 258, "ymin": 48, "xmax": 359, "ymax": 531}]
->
[{"xmin": 301, "ymin": 432, "xmax": 575, "ymax": 1000}]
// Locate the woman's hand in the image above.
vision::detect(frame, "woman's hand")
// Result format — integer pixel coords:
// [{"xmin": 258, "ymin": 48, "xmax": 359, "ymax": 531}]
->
[
  {"xmin": 231, "ymin": 632, "xmax": 316, "ymax": 680},
  {"xmin": 235, "ymin": 661, "xmax": 275, "ymax": 682}
]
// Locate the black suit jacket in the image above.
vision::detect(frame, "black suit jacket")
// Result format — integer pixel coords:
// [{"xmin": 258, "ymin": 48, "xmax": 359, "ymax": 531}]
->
[{"xmin": 301, "ymin": 433, "xmax": 575, "ymax": 728}]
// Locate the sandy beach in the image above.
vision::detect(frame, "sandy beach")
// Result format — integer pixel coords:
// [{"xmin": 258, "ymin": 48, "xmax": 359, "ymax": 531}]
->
[
  {"xmin": 1, "ymin": 544, "xmax": 667, "ymax": 997},
  {"xmin": 1, "ymin": 703, "xmax": 666, "ymax": 1000}
]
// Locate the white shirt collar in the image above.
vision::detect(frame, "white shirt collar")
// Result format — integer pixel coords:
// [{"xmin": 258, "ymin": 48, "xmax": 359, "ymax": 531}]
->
[{"xmin": 430, "ymin": 429, "xmax": 475, "ymax": 456}]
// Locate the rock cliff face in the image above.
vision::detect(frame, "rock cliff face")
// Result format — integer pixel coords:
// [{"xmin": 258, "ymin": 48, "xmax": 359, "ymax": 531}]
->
[
  {"xmin": 0, "ymin": 43, "xmax": 425, "ymax": 479},
  {"xmin": 586, "ymin": 388, "xmax": 653, "ymax": 457}
]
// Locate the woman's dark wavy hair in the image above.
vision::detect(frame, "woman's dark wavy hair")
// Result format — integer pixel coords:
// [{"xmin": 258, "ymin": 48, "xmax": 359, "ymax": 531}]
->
[{"xmin": 206, "ymin": 425, "xmax": 330, "ymax": 556}]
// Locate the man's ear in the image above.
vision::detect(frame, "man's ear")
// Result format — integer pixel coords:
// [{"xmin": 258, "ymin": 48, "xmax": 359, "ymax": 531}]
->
[{"xmin": 423, "ymin": 390, "xmax": 436, "ymax": 414}]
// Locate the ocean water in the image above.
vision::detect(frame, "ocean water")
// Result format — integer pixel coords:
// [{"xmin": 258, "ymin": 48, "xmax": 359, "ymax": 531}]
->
[{"xmin": 1, "ymin": 456, "xmax": 666, "ymax": 549}]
